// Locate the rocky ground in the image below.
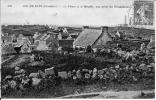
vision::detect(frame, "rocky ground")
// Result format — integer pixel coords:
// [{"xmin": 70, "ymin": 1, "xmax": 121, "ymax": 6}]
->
[{"xmin": 1, "ymin": 52, "xmax": 155, "ymax": 98}]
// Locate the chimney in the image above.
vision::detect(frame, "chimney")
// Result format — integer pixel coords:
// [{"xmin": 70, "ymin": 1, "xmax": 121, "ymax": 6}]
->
[
  {"xmin": 101, "ymin": 26, "xmax": 108, "ymax": 33},
  {"xmin": 82, "ymin": 26, "xmax": 89, "ymax": 31}
]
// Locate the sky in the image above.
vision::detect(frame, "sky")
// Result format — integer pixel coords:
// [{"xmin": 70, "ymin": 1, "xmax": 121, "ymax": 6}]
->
[{"xmin": 0, "ymin": 0, "xmax": 143, "ymax": 26}]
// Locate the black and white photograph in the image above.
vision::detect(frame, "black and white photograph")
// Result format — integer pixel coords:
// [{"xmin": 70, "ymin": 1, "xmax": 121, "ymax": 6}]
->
[{"xmin": 1, "ymin": 0, "xmax": 155, "ymax": 98}]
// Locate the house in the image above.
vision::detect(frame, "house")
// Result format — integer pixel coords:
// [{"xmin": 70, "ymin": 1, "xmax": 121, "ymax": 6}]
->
[
  {"xmin": 58, "ymin": 28, "xmax": 69, "ymax": 39},
  {"xmin": 73, "ymin": 26, "xmax": 113, "ymax": 48},
  {"xmin": 1, "ymin": 33, "xmax": 33, "ymax": 54},
  {"xmin": 59, "ymin": 39, "xmax": 74, "ymax": 49},
  {"xmin": 14, "ymin": 37, "xmax": 32, "ymax": 53},
  {"xmin": 2, "ymin": 43, "xmax": 16, "ymax": 54},
  {"xmin": 1, "ymin": 33, "xmax": 16, "ymax": 45},
  {"xmin": 12, "ymin": 33, "xmax": 35, "ymax": 53},
  {"xmin": 26, "ymin": 36, "xmax": 34, "ymax": 45},
  {"xmin": 34, "ymin": 34, "xmax": 45, "ymax": 42},
  {"xmin": 63, "ymin": 28, "xmax": 68, "ymax": 33},
  {"xmin": 33, "ymin": 32, "xmax": 40, "ymax": 39},
  {"xmin": 47, "ymin": 31, "xmax": 59, "ymax": 39},
  {"xmin": 1, "ymin": 35, "xmax": 13, "ymax": 45},
  {"xmin": 110, "ymin": 31, "xmax": 125, "ymax": 40},
  {"xmin": 36, "ymin": 41, "xmax": 49, "ymax": 50},
  {"xmin": 34, "ymin": 33, "xmax": 58, "ymax": 51}
]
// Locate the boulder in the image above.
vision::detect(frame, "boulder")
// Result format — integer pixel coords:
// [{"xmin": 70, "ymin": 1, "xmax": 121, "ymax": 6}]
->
[
  {"xmin": 93, "ymin": 48, "xmax": 98, "ymax": 53},
  {"xmin": 45, "ymin": 67, "xmax": 55, "ymax": 76},
  {"xmin": 15, "ymin": 71, "xmax": 21, "ymax": 75},
  {"xmin": 30, "ymin": 54, "xmax": 35, "ymax": 62},
  {"xmin": 5, "ymin": 75, "xmax": 12, "ymax": 80},
  {"xmin": 132, "ymin": 76, "xmax": 138, "ymax": 81},
  {"xmin": 20, "ymin": 69, "xmax": 26, "ymax": 74},
  {"xmin": 139, "ymin": 63, "xmax": 148, "ymax": 70},
  {"xmin": 115, "ymin": 65, "xmax": 120, "ymax": 69},
  {"xmin": 15, "ymin": 69, "xmax": 26, "ymax": 75},
  {"xmin": 72, "ymin": 69, "xmax": 76, "ymax": 73},
  {"xmin": 38, "ymin": 70, "xmax": 46, "ymax": 78},
  {"xmin": 76, "ymin": 70, "xmax": 82, "ymax": 79},
  {"xmin": 89, "ymin": 70, "xmax": 92, "ymax": 74},
  {"xmin": 73, "ymin": 76, "xmax": 77, "ymax": 80},
  {"xmin": 15, "ymin": 67, "xmax": 20, "ymax": 71},
  {"xmin": 147, "ymin": 65, "xmax": 152, "ymax": 68},
  {"xmin": 67, "ymin": 71, "xmax": 72, "ymax": 78},
  {"xmin": 32, "ymin": 78, "xmax": 42, "ymax": 86},
  {"xmin": 2, "ymin": 84, "xmax": 9, "ymax": 91},
  {"xmin": 93, "ymin": 68, "xmax": 98, "ymax": 73},
  {"xmin": 13, "ymin": 74, "xmax": 23, "ymax": 79},
  {"xmin": 8, "ymin": 80, "xmax": 17, "ymax": 89},
  {"xmin": 58, "ymin": 71, "xmax": 68, "ymax": 79},
  {"xmin": 150, "ymin": 63, "xmax": 155, "ymax": 68},
  {"xmin": 82, "ymin": 69, "xmax": 89, "ymax": 72},
  {"xmin": 19, "ymin": 84, "xmax": 26, "ymax": 91},
  {"xmin": 98, "ymin": 75, "xmax": 103, "ymax": 79},
  {"xmin": 92, "ymin": 68, "xmax": 98, "ymax": 78},
  {"xmin": 98, "ymin": 69, "xmax": 104, "ymax": 76},
  {"xmin": 85, "ymin": 73, "xmax": 90, "ymax": 79},
  {"xmin": 72, "ymin": 70, "xmax": 76, "ymax": 76},
  {"xmin": 21, "ymin": 78, "xmax": 30, "ymax": 85},
  {"xmin": 100, "ymin": 49, "xmax": 105, "ymax": 53},
  {"xmin": 29, "ymin": 73, "xmax": 39, "ymax": 78}
]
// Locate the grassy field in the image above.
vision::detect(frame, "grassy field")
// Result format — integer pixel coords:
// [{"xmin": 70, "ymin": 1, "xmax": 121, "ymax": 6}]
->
[{"xmin": 1, "ymin": 52, "xmax": 155, "ymax": 98}]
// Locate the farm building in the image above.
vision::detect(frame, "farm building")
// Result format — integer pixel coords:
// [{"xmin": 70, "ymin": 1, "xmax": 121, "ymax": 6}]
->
[
  {"xmin": 73, "ymin": 26, "xmax": 113, "ymax": 48},
  {"xmin": 1, "ymin": 32, "xmax": 17, "ymax": 45},
  {"xmin": 14, "ymin": 37, "xmax": 32, "ymax": 53},
  {"xmin": 59, "ymin": 32, "xmax": 69, "ymax": 39},
  {"xmin": 59, "ymin": 39, "xmax": 74, "ymax": 49},
  {"xmin": 1, "ymin": 35, "xmax": 13, "ymax": 45},
  {"xmin": 47, "ymin": 31, "xmax": 59, "ymax": 39},
  {"xmin": 34, "ymin": 33, "xmax": 58, "ymax": 51},
  {"xmin": 26, "ymin": 36, "xmax": 34, "ymax": 44},
  {"xmin": 2, "ymin": 43, "xmax": 16, "ymax": 54},
  {"xmin": 33, "ymin": 32, "xmax": 41, "ymax": 39},
  {"xmin": 1, "ymin": 33, "xmax": 35, "ymax": 54},
  {"xmin": 57, "ymin": 28, "xmax": 69, "ymax": 39},
  {"xmin": 108, "ymin": 31, "xmax": 126, "ymax": 40}
]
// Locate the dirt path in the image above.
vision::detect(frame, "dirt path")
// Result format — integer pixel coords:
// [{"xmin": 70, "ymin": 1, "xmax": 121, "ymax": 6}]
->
[
  {"xmin": 1, "ymin": 55, "xmax": 15, "ymax": 64},
  {"xmin": 59, "ymin": 90, "xmax": 154, "ymax": 99},
  {"xmin": 9, "ymin": 55, "xmax": 30, "ymax": 68}
]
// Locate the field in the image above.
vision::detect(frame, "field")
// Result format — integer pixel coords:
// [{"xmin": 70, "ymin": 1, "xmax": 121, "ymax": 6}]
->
[{"xmin": 1, "ymin": 51, "xmax": 155, "ymax": 98}]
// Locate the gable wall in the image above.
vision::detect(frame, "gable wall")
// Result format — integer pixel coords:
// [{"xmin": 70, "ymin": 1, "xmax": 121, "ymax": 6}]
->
[{"xmin": 93, "ymin": 32, "xmax": 112, "ymax": 47}]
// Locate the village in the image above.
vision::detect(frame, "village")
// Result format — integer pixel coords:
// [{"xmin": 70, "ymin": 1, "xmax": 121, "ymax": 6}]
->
[{"xmin": 1, "ymin": 25, "xmax": 155, "ymax": 98}]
